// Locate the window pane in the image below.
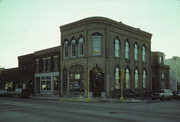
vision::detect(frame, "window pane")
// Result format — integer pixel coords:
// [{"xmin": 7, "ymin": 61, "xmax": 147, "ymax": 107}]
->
[
  {"xmin": 115, "ymin": 39, "xmax": 120, "ymax": 57},
  {"xmin": 135, "ymin": 69, "xmax": 139, "ymax": 88},
  {"xmin": 143, "ymin": 70, "xmax": 147, "ymax": 88},
  {"xmin": 47, "ymin": 81, "xmax": 51, "ymax": 90},
  {"xmin": 71, "ymin": 41, "xmax": 76, "ymax": 57},
  {"xmin": 134, "ymin": 44, "xmax": 138, "ymax": 60},
  {"xmin": 92, "ymin": 36, "xmax": 101, "ymax": 56},
  {"xmin": 125, "ymin": 42, "xmax": 129, "ymax": 59},
  {"xmin": 79, "ymin": 38, "xmax": 84, "ymax": 56},
  {"xmin": 142, "ymin": 46, "xmax": 146, "ymax": 62},
  {"xmin": 125, "ymin": 69, "xmax": 130, "ymax": 89},
  {"xmin": 115, "ymin": 67, "xmax": 120, "ymax": 89},
  {"xmin": 41, "ymin": 81, "xmax": 46, "ymax": 90}
]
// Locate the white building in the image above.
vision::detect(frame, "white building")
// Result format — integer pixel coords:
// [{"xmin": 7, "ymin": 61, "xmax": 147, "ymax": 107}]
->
[{"xmin": 165, "ymin": 56, "xmax": 180, "ymax": 91}]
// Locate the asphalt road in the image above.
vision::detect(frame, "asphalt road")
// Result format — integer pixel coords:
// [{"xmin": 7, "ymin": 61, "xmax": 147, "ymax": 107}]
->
[{"xmin": 0, "ymin": 97, "xmax": 180, "ymax": 122}]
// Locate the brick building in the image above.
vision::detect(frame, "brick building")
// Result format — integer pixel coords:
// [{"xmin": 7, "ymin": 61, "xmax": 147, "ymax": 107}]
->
[
  {"xmin": 18, "ymin": 53, "xmax": 35, "ymax": 93},
  {"xmin": 60, "ymin": 17, "xmax": 152, "ymax": 98},
  {"xmin": 34, "ymin": 46, "xmax": 60, "ymax": 96},
  {"xmin": 151, "ymin": 52, "xmax": 170, "ymax": 92}
]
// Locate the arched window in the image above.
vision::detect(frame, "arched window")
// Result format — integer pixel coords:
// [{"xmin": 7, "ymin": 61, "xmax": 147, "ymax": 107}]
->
[
  {"xmin": 64, "ymin": 41, "xmax": 68, "ymax": 58},
  {"xmin": 115, "ymin": 39, "xmax": 120, "ymax": 57},
  {"xmin": 142, "ymin": 46, "xmax": 146, "ymax": 62},
  {"xmin": 135, "ymin": 69, "xmax": 139, "ymax": 88},
  {"xmin": 115, "ymin": 67, "xmax": 120, "ymax": 89},
  {"xmin": 71, "ymin": 40, "xmax": 76, "ymax": 57},
  {"xmin": 125, "ymin": 41, "xmax": 130, "ymax": 59},
  {"xmin": 69, "ymin": 65, "xmax": 84, "ymax": 93},
  {"xmin": 79, "ymin": 37, "xmax": 84, "ymax": 56},
  {"xmin": 134, "ymin": 43, "xmax": 138, "ymax": 60},
  {"xmin": 143, "ymin": 70, "xmax": 147, "ymax": 88},
  {"xmin": 125, "ymin": 68, "xmax": 130, "ymax": 89},
  {"xmin": 92, "ymin": 32, "xmax": 102, "ymax": 56}
]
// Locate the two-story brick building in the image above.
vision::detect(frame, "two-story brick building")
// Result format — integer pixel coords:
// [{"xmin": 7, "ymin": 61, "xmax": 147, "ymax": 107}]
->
[
  {"xmin": 34, "ymin": 46, "xmax": 60, "ymax": 96},
  {"xmin": 60, "ymin": 17, "xmax": 152, "ymax": 98},
  {"xmin": 18, "ymin": 53, "xmax": 35, "ymax": 93}
]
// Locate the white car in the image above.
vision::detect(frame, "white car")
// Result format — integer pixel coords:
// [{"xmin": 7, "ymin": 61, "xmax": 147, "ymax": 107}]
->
[{"xmin": 152, "ymin": 89, "xmax": 173, "ymax": 100}]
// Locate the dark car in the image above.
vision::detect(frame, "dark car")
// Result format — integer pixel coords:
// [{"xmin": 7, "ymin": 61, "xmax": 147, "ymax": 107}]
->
[
  {"xmin": 173, "ymin": 90, "xmax": 180, "ymax": 100},
  {"xmin": 0, "ymin": 89, "xmax": 9, "ymax": 97}
]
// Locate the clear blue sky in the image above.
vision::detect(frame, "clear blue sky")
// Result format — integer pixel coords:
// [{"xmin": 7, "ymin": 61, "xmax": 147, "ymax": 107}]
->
[{"xmin": 0, "ymin": 0, "xmax": 180, "ymax": 68}]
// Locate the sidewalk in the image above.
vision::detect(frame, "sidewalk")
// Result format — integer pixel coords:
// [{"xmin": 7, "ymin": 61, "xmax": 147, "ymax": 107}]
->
[{"xmin": 30, "ymin": 95, "xmax": 144, "ymax": 103}]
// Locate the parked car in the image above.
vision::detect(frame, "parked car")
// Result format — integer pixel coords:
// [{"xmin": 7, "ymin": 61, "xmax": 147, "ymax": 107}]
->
[
  {"xmin": 0, "ymin": 89, "xmax": 9, "ymax": 97},
  {"xmin": 152, "ymin": 89, "xmax": 173, "ymax": 100},
  {"xmin": 173, "ymin": 90, "xmax": 180, "ymax": 100}
]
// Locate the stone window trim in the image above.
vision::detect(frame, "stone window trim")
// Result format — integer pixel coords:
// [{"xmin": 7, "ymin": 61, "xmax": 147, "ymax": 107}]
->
[
  {"xmin": 134, "ymin": 42, "xmax": 139, "ymax": 61},
  {"xmin": 114, "ymin": 65, "xmax": 120, "ymax": 89},
  {"xmin": 63, "ymin": 40, "xmax": 69, "ymax": 59},
  {"xmin": 125, "ymin": 39, "xmax": 130, "ymax": 60},
  {"xmin": 91, "ymin": 32, "xmax": 102, "ymax": 56},
  {"xmin": 142, "ymin": 69, "xmax": 148, "ymax": 89},
  {"xmin": 114, "ymin": 37, "xmax": 120, "ymax": 58},
  {"xmin": 134, "ymin": 68, "xmax": 140, "ymax": 89},
  {"xmin": 125, "ymin": 67, "xmax": 131, "ymax": 89},
  {"xmin": 78, "ymin": 36, "xmax": 85, "ymax": 57},
  {"xmin": 142, "ymin": 44, "xmax": 147, "ymax": 62},
  {"xmin": 71, "ymin": 39, "xmax": 76, "ymax": 58}
]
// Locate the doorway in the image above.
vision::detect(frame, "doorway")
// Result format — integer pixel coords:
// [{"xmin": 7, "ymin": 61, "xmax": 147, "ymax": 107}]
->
[{"xmin": 90, "ymin": 66, "xmax": 104, "ymax": 97}]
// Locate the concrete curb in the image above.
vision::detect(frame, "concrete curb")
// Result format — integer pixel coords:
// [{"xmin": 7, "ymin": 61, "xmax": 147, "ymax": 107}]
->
[{"xmin": 30, "ymin": 96, "xmax": 143, "ymax": 103}]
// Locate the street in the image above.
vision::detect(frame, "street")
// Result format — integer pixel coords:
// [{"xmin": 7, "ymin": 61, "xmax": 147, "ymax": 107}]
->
[{"xmin": 0, "ymin": 97, "xmax": 180, "ymax": 122}]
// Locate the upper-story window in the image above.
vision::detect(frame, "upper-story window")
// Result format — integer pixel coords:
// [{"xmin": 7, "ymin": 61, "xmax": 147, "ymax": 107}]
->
[
  {"xmin": 115, "ymin": 39, "xmax": 120, "ymax": 58},
  {"xmin": 79, "ymin": 37, "xmax": 84, "ymax": 56},
  {"xmin": 125, "ymin": 68, "xmax": 130, "ymax": 89},
  {"xmin": 134, "ymin": 69, "xmax": 139, "ymax": 88},
  {"xmin": 115, "ymin": 67, "xmax": 120, "ymax": 89},
  {"xmin": 142, "ymin": 46, "xmax": 146, "ymax": 62},
  {"xmin": 35, "ymin": 59, "xmax": 39, "ymax": 73},
  {"xmin": 47, "ymin": 57, "xmax": 51, "ymax": 72},
  {"xmin": 125, "ymin": 41, "xmax": 130, "ymax": 59},
  {"xmin": 64, "ymin": 41, "xmax": 68, "ymax": 58},
  {"xmin": 92, "ymin": 33, "xmax": 102, "ymax": 56},
  {"xmin": 143, "ymin": 70, "xmax": 147, "ymax": 88},
  {"xmin": 159, "ymin": 56, "xmax": 163, "ymax": 64},
  {"xmin": 134, "ymin": 43, "xmax": 138, "ymax": 60},
  {"xmin": 71, "ymin": 40, "xmax": 76, "ymax": 57},
  {"xmin": 53, "ymin": 56, "xmax": 58, "ymax": 71},
  {"xmin": 43, "ymin": 58, "xmax": 46, "ymax": 72}
]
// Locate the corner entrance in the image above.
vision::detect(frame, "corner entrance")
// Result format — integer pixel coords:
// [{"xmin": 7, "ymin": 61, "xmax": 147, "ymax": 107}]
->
[{"xmin": 90, "ymin": 66, "xmax": 104, "ymax": 97}]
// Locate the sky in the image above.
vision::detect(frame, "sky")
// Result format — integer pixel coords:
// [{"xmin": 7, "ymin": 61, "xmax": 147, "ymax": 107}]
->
[{"xmin": 0, "ymin": 0, "xmax": 180, "ymax": 68}]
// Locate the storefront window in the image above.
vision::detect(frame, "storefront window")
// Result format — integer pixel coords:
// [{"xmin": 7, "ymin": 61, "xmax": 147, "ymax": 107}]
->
[
  {"xmin": 69, "ymin": 65, "xmax": 84, "ymax": 94},
  {"xmin": 41, "ymin": 81, "xmax": 46, "ymax": 90}
]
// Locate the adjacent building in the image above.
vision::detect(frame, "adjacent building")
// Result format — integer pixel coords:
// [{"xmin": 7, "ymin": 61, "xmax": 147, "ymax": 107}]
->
[
  {"xmin": 18, "ymin": 53, "xmax": 35, "ymax": 93},
  {"xmin": 34, "ymin": 46, "xmax": 60, "ymax": 96},
  {"xmin": 151, "ymin": 52, "xmax": 170, "ymax": 92},
  {"xmin": 1, "ymin": 68, "xmax": 19, "ymax": 91},
  {"xmin": 60, "ymin": 17, "xmax": 152, "ymax": 98},
  {"xmin": 165, "ymin": 56, "xmax": 180, "ymax": 91}
]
